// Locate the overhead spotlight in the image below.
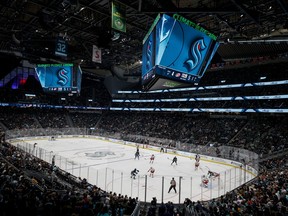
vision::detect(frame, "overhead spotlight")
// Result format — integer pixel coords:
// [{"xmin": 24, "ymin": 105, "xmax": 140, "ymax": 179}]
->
[
  {"xmin": 223, "ymin": 38, "xmax": 230, "ymax": 43},
  {"xmin": 111, "ymin": 32, "xmax": 120, "ymax": 41}
]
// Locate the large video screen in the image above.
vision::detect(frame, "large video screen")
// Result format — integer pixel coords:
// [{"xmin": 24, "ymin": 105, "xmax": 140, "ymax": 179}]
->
[
  {"xmin": 35, "ymin": 63, "xmax": 82, "ymax": 94},
  {"xmin": 142, "ymin": 13, "xmax": 219, "ymax": 89}
]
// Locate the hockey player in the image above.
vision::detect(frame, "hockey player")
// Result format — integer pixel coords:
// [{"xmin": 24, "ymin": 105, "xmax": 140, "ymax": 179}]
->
[
  {"xmin": 207, "ymin": 170, "xmax": 220, "ymax": 180},
  {"xmin": 201, "ymin": 175, "xmax": 209, "ymax": 188},
  {"xmin": 131, "ymin": 168, "xmax": 139, "ymax": 179},
  {"xmin": 160, "ymin": 145, "xmax": 165, "ymax": 153},
  {"xmin": 171, "ymin": 156, "xmax": 177, "ymax": 165},
  {"xmin": 135, "ymin": 149, "xmax": 140, "ymax": 160},
  {"xmin": 150, "ymin": 154, "xmax": 155, "ymax": 163},
  {"xmin": 195, "ymin": 154, "xmax": 200, "ymax": 162},
  {"xmin": 147, "ymin": 167, "xmax": 155, "ymax": 177},
  {"xmin": 195, "ymin": 160, "xmax": 200, "ymax": 171}
]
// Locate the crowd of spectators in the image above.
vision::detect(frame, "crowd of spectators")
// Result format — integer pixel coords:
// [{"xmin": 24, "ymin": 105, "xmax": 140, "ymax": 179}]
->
[
  {"xmin": 0, "ymin": 139, "xmax": 138, "ymax": 216},
  {"xmin": 0, "ymin": 107, "xmax": 287, "ymax": 215},
  {"xmin": 177, "ymin": 155, "xmax": 288, "ymax": 216},
  {"xmin": 69, "ymin": 111, "xmax": 102, "ymax": 129},
  {"xmin": 0, "ymin": 107, "xmax": 287, "ymax": 157}
]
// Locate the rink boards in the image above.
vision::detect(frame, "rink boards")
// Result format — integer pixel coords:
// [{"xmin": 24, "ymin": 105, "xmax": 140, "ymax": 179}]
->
[{"xmin": 9, "ymin": 135, "xmax": 258, "ymax": 203}]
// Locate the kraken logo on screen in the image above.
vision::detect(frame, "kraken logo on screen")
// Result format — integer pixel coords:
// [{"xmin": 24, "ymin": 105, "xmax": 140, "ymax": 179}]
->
[
  {"xmin": 146, "ymin": 39, "xmax": 152, "ymax": 70},
  {"xmin": 159, "ymin": 16, "xmax": 170, "ymax": 43},
  {"xmin": 57, "ymin": 68, "xmax": 69, "ymax": 86},
  {"xmin": 185, "ymin": 38, "xmax": 206, "ymax": 72}
]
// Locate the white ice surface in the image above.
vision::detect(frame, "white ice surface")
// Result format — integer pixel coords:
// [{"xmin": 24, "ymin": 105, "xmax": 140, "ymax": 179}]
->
[{"xmin": 21, "ymin": 137, "xmax": 253, "ymax": 204}]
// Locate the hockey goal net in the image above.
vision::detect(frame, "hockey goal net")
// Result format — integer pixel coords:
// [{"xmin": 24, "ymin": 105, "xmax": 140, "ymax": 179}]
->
[{"xmin": 48, "ymin": 136, "xmax": 56, "ymax": 141}]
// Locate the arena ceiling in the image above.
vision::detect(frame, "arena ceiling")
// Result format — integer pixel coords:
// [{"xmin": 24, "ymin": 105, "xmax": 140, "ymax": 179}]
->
[{"xmin": 0, "ymin": 0, "xmax": 288, "ymax": 79}]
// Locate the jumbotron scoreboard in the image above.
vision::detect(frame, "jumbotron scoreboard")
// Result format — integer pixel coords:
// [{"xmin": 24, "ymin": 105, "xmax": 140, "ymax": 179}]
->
[
  {"xmin": 142, "ymin": 13, "xmax": 219, "ymax": 91},
  {"xmin": 35, "ymin": 63, "xmax": 82, "ymax": 94}
]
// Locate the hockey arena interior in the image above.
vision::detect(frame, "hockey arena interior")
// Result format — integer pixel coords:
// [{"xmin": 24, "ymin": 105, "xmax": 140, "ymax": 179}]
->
[{"xmin": 0, "ymin": 0, "xmax": 288, "ymax": 216}]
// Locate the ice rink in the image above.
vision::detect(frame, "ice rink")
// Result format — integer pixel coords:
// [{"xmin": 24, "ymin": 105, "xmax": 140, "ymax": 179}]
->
[{"xmin": 16, "ymin": 137, "xmax": 255, "ymax": 204}]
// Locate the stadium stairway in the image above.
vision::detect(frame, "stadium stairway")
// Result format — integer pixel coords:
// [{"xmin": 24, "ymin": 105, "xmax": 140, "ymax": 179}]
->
[
  {"xmin": 226, "ymin": 120, "xmax": 249, "ymax": 145},
  {"xmin": 0, "ymin": 121, "xmax": 8, "ymax": 131},
  {"xmin": 65, "ymin": 113, "xmax": 74, "ymax": 127}
]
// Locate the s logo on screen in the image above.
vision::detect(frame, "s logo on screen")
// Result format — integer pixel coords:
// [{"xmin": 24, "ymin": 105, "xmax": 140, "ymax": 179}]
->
[
  {"xmin": 185, "ymin": 38, "xmax": 206, "ymax": 72},
  {"xmin": 57, "ymin": 68, "xmax": 69, "ymax": 86}
]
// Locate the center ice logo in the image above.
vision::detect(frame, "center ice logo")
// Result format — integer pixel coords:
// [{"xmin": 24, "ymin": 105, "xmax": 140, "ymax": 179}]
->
[{"xmin": 85, "ymin": 151, "xmax": 115, "ymax": 158}]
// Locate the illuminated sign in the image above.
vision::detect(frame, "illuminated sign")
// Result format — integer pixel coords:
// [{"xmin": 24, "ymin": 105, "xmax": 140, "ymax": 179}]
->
[
  {"xmin": 35, "ymin": 63, "xmax": 82, "ymax": 94},
  {"xmin": 142, "ymin": 13, "xmax": 219, "ymax": 91}
]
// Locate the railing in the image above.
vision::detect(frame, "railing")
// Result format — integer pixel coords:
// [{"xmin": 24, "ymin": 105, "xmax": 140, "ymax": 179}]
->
[
  {"xmin": 6, "ymin": 128, "xmax": 259, "ymax": 204},
  {"xmin": 122, "ymin": 134, "xmax": 259, "ymax": 171}
]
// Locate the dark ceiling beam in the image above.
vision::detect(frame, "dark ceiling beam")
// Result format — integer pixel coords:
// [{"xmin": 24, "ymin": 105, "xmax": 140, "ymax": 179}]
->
[
  {"xmin": 137, "ymin": 0, "xmax": 239, "ymax": 13},
  {"xmin": 1, "ymin": 5, "xmax": 98, "ymax": 42},
  {"xmin": 79, "ymin": 1, "xmax": 154, "ymax": 37},
  {"xmin": 139, "ymin": 8, "xmax": 238, "ymax": 14},
  {"xmin": 229, "ymin": 0, "xmax": 261, "ymax": 27},
  {"xmin": 213, "ymin": 14, "xmax": 243, "ymax": 36},
  {"xmin": 154, "ymin": 0, "xmax": 176, "ymax": 10},
  {"xmin": 276, "ymin": 0, "xmax": 288, "ymax": 14}
]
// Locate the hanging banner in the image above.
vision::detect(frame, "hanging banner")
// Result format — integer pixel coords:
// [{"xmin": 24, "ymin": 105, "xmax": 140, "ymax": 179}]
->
[
  {"xmin": 111, "ymin": 1, "xmax": 126, "ymax": 33},
  {"xmin": 55, "ymin": 37, "xmax": 67, "ymax": 57},
  {"xmin": 92, "ymin": 45, "xmax": 102, "ymax": 63}
]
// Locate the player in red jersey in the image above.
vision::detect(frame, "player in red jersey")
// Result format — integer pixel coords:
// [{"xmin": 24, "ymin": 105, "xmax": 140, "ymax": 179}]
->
[
  {"xmin": 147, "ymin": 167, "xmax": 155, "ymax": 177},
  {"xmin": 201, "ymin": 175, "xmax": 209, "ymax": 188},
  {"xmin": 150, "ymin": 154, "xmax": 155, "ymax": 163}
]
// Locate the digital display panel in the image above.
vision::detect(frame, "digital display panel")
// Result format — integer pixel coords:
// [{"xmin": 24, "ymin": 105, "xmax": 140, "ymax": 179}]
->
[
  {"xmin": 35, "ymin": 63, "xmax": 82, "ymax": 93},
  {"xmin": 142, "ymin": 13, "xmax": 219, "ymax": 90}
]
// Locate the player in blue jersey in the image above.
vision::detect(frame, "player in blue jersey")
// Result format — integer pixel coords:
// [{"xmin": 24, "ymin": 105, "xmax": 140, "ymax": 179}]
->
[
  {"xmin": 131, "ymin": 168, "xmax": 139, "ymax": 179},
  {"xmin": 171, "ymin": 156, "xmax": 177, "ymax": 165}
]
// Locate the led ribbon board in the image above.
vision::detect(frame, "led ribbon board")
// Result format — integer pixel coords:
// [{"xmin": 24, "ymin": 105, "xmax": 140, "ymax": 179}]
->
[{"xmin": 142, "ymin": 13, "xmax": 219, "ymax": 90}]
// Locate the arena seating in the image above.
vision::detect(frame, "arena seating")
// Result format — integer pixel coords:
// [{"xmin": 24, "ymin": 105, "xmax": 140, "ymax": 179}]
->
[{"xmin": 0, "ymin": 107, "xmax": 287, "ymax": 215}]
